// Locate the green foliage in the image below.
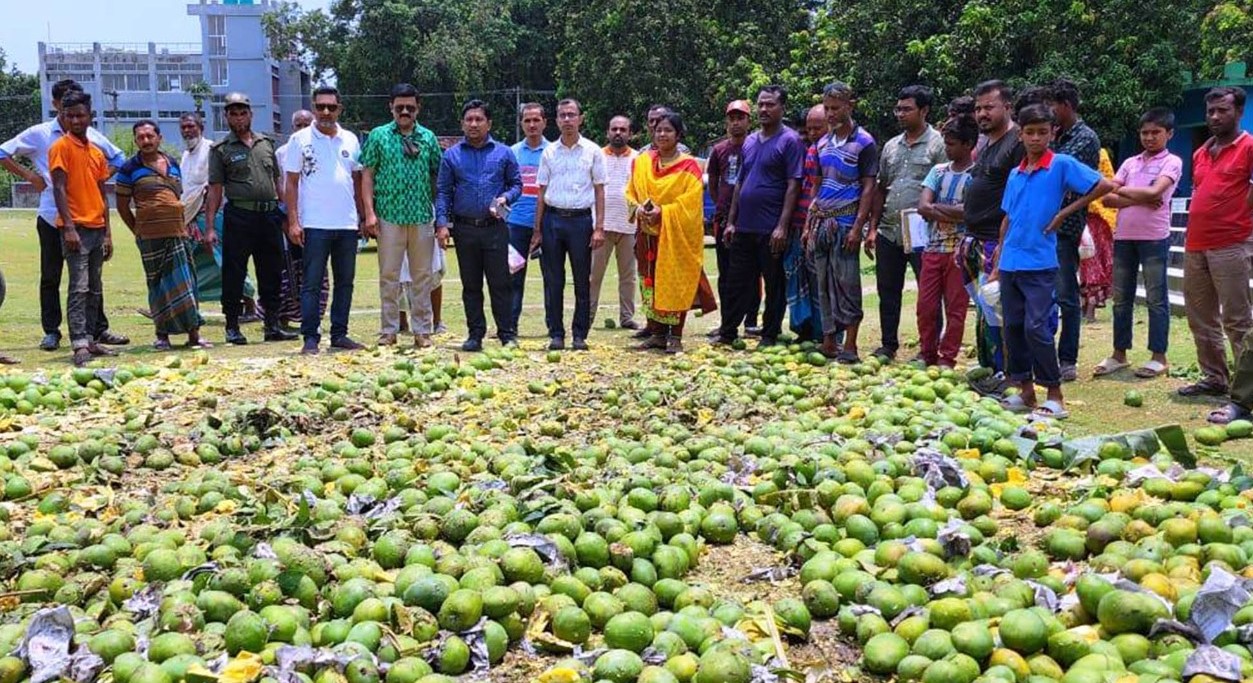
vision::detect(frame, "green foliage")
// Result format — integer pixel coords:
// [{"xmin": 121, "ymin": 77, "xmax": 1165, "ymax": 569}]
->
[
  {"xmin": 1200, "ymin": 1, "xmax": 1253, "ymax": 79},
  {"xmin": 785, "ymin": 0, "xmax": 1207, "ymax": 144},
  {"xmin": 0, "ymin": 48, "xmax": 40, "ymax": 145}
]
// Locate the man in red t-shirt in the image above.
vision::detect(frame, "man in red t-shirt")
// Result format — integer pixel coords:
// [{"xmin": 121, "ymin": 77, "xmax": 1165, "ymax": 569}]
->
[{"xmin": 1180, "ymin": 87, "xmax": 1253, "ymax": 396}]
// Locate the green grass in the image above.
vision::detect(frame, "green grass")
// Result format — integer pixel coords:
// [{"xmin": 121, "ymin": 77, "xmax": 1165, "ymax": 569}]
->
[{"xmin": 0, "ymin": 208, "xmax": 1246, "ymax": 459}]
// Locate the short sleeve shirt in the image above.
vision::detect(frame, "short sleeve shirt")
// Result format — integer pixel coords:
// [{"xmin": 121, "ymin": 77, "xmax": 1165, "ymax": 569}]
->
[
  {"xmin": 358, "ymin": 121, "xmax": 441, "ymax": 225},
  {"xmin": 114, "ymin": 152, "xmax": 186, "ymax": 239},
  {"xmin": 1050, "ymin": 119, "xmax": 1102, "ymax": 238},
  {"xmin": 283, "ymin": 125, "xmax": 362, "ymax": 230},
  {"xmin": 601, "ymin": 146, "xmax": 638, "ymax": 234},
  {"xmin": 1113, "ymin": 149, "xmax": 1181, "ymax": 241},
  {"xmin": 920, "ymin": 162, "xmax": 973, "ymax": 253},
  {"xmin": 536, "ymin": 135, "xmax": 607, "ymax": 210},
  {"xmin": 735, "ymin": 127, "xmax": 806, "ymax": 233},
  {"xmin": 1187, "ymin": 132, "xmax": 1253, "ymax": 252},
  {"xmin": 508, "ymin": 138, "xmax": 548, "ymax": 228},
  {"xmin": 877, "ymin": 126, "xmax": 946, "ymax": 242},
  {"xmin": 965, "ymin": 127, "xmax": 1025, "ymax": 241},
  {"xmin": 706, "ymin": 138, "xmax": 744, "ymax": 223},
  {"xmin": 209, "ymin": 132, "xmax": 280, "ymax": 202},
  {"xmin": 999, "ymin": 151, "xmax": 1102, "ymax": 272},
  {"xmin": 0, "ymin": 119, "xmax": 123, "ymax": 224},
  {"xmin": 47, "ymin": 134, "xmax": 111, "ymax": 228},
  {"xmin": 810, "ymin": 125, "xmax": 879, "ymax": 224}
]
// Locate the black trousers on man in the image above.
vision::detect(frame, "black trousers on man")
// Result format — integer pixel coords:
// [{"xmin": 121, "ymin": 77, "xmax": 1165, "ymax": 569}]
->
[
  {"xmin": 875, "ymin": 236, "xmax": 922, "ymax": 356},
  {"xmin": 221, "ymin": 204, "xmax": 284, "ymax": 330},
  {"xmin": 714, "ymin": 220, "xmax": 760, "ymax": 331},
  {"xmin": 454, "ymin": 219, "xmax": 515, "ymax": 343},
  {"xmin": 37, "ymin": 217, "xmax": 109, "ymax": 339},
  {"xmin": 718, "ymin": 232, "xmax": 786, "ymax": 341}
]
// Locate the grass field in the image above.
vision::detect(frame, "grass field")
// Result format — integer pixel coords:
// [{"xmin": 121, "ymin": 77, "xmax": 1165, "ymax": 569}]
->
[{"xmin": 0, "ymin": 208, "xmax": 1247, "ymax": 459}]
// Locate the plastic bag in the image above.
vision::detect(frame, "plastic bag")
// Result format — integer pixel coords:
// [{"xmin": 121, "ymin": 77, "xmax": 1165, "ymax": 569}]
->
[{"xmin": 1079, "ymin": 226, "xmax": 1096, "ymax": 260}]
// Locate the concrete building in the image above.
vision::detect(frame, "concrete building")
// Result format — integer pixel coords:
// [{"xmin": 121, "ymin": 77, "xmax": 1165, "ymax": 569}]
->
[{"xmin": 38, "ymin": 0, "xmax": 311, "ymax": 142}]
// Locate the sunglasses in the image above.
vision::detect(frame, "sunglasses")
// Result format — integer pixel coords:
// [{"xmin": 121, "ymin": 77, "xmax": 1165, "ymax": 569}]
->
[
  {"xmin": 314, "ymin": 103, "xmax": 340, "ymax": 112},
  {"xmin": 393, "ymin": 105, "xmax": 417, "ymax": 114}
]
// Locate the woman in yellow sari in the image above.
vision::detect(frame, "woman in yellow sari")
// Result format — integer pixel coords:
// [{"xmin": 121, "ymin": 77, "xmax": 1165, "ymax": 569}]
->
[{"xmin": 626, "ymin": 112, "xmax": 716, "ymax": 353}]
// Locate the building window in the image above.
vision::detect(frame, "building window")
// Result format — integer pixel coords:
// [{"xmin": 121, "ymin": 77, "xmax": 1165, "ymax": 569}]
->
[
  {"xmin": 207, "ymin": 15, "xmax": 227, "ymax": 56},
  {"xmin": 104, "ymin": 110, "xmax": 150, "ymax": 119},
  {"xmin": 209, "ymin": 60, "xmax": 228, "ymax": 87},
  {"xmin": 212, "ymin": 106, "xmax": 226, "ymax": 132},
  {"xmin": 158, "ymin": 111, "xmax": 186, "ymax": 119},
  {"xmin": 158, "ymin": 75, "xmax": 182, "ymax": 92}
]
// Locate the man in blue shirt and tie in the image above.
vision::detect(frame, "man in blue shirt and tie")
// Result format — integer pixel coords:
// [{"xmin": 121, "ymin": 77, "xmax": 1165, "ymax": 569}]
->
[{"xmin": 435, "ymin": 100, "xmax": 524, "ymax": 351}]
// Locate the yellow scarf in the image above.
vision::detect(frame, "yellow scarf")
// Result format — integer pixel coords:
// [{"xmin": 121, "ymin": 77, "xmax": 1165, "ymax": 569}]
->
[{"xmin": 625, "ymin": 151, "xmax": 705, "ymax": 313}]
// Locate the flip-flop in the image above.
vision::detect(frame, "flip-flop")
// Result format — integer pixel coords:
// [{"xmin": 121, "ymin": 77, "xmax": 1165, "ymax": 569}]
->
[
  {"xmin": 186, "ymin": 340, "xmax": 214, "ymax": 350},
  {"xmin": 153, "ymin": 339, "xmax": 173, "ymax": 351},
  {"xmin": 835, "ymin": 351, "xmax": 861, "ymax": 365},
  {"xmin": 1000, "ymin": 394, "xmax": 1033, "ymax": 414},
  {"xmin": 1208, "ymin": 403, "xmax": 1252, "ymax": 425},
  {"xmin": 1133, "ymin": 360, "xmax": 1168, "ymax": 378},
  {"xmin": 1031, "ymin": 400, "xmax": 1070, "ymax": 420},
  {"xmin": 1092, "ymin": 357, "xmax": 1129, "ymax": 377}
]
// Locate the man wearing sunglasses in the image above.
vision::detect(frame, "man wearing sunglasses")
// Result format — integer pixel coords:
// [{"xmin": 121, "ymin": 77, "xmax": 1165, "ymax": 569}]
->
[
  {"xmin": 206, "ymin": 92, "xmax": 295, "ymax": 346},
  {"xmin": 284, "ymin": 85, "xmax": 366, "ymax": 355},
  {"xmin": 361, "ymin": 83, "xmax": 443, "ymax": 348}
]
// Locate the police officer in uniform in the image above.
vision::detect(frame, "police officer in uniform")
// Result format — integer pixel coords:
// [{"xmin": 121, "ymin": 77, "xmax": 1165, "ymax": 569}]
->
[{"xmin": 204, "ymin": 92, "xmax": 298, "ymax": 345}]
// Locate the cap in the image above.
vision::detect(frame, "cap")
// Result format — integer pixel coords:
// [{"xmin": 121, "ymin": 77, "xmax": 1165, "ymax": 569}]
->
[
  {"xmin": 223, "ymin": 92, "xmax": 251, "ymax": 109},
  {"xmin": 725, "ymin": 100, "xmax": 751, "ymax": 115}
]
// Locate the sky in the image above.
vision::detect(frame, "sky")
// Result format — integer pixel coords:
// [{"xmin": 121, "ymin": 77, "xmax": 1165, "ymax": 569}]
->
[{"xmin": 0, "ymin": 0, "xmax": 332, "ymax": 74}]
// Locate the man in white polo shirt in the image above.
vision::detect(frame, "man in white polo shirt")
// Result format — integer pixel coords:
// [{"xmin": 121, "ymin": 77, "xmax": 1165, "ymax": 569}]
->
[
  {"xmin": 530, "ymin": 98, "xmax": 607, "ymax": 351},
  {"xmin": 284, "ymin": 85, "xmax": 368, "ymax": 355},
  {"xmin": 590, "ymin": 114, "xmax": 639, "ymax": 330}
]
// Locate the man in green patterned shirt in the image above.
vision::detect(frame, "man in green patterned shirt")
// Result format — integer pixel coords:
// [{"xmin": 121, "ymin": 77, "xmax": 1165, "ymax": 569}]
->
[{"xmin": 361, "ymin": 83, "xmax": 442, "ymax": 347}]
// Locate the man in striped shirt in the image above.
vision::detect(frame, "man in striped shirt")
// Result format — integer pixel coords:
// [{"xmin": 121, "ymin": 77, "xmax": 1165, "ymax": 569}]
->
[{"xmin": 591, "ymin": 115, "xmax": 639, "ymax": 330}]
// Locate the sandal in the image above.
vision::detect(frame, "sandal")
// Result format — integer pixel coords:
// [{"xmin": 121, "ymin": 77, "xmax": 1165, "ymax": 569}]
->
[
  {"xmin": 0, "ymin": 354, "xmax": 19, "ymax": 365},
  {"xmin": 186, "ymin": 339, "xmax": 214, "ymax": 349},
  {"xmin": 1000, "ymin": 394, "xmax": 1034, "ymax": 414},
  {"xmin": 1134, "ymin": 360, "xmax": 1168, "ymax": 378},
  {"xmin": 72, "ymin": 348, "xmax": 93, "ymax": 367},
  {"xmin": 1177, "ymin": 380, "xmax": 1227, "ymax": 397},
  {"xmin": 633, "ymin": 335, "xmax": 666, "ymax": 351},
  {"xmin": 1031, "ymin": 399, "xmax": 1070, "ymax": 420},
  {"xmin": 1208, "ymin": 403, "xmax": 1252, "ymax": 425},
  {"xmin": 153, "ymin": 338, "xmax": 173, "ymax": 351},
  {"xmin": 1092, "ymin": 357, "xmax": 1129, "ymax": 377},
  {"xmin": 835, "ymin": 351, "xmax": 861, "ymax": 365}
]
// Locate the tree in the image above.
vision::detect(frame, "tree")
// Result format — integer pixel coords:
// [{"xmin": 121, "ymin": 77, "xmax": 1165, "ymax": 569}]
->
[
  {"xmin": 784, "ymin": 0, "xmax": 1207, "ymax": 145},
  {"xmin": 186, "ymin": 81, "xmax": 213, "ymax": 117},
  {"xmin": 555, "ymin": 0, "xmax": 806, "ymax": 146},
  {"xmin": 0, "ymin": 48, "xmax": 39, "ymax": 207}
]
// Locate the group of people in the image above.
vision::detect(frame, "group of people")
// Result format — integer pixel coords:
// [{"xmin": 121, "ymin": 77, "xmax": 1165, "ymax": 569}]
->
[{"xmin": 5, "ymin": 75, "xmax": 1253, "ymax": 423}]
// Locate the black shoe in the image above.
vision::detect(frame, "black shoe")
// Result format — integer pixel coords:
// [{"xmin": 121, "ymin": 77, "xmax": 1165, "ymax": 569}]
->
[
  {"xmin": 758, "ymin": 337, "xmax": 779, "ymax": 348},
  {"xmin": 96, "ymin": 330, "xmax": 130, "ymax": 346},
  {"xmin": 331, "ymin": 336, "xmax": 365, "ymax": 351},
  {"xmin": 711, "ymin": 335, "xmax": 736, "ymax": 347},
  {"xmin": 572, "ymin": 338, "xmax": 589, "ymax": 351},
  {"xmin": 872, "ymin": 347, "xmax": 896, "ymax": 362},
  {"xmin": 300, "ymin": 340, "xmax": 320, "ymax": 355},
  {"xmin": 225, "ymin": 328, "xmax": 248, "ymax": 345},
  {"xmin": 461, "ymin": 338, "xmax": 483, "ymax": 352},
  {"xmin": 745, "ymin": 325, "xmax": 763, "ymax": 337},
  {"xmin": 630, "ymin": 328, "xmax": 652, "ymax": 340},
  {"xmin": 548, "ymin": 337, "xmax": 565, "ymax": 351},
  {"xmin": 39, "ymin": 333, "xmax": 61, "ymax": 351},
  {"xmin": 264, "ymin": 327, "xmax": 299, "ymax": 342},
  {"xmin": 500, "ymin": 337, "xmax": 518, "ymax": 348}
]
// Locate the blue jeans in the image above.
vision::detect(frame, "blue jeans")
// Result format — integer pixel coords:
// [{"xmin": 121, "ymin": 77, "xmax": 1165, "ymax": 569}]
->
[
  {"xmin": 1055, "ymin": 233, "xmax": 1081, "ymax": 365},
  {"xmin": 507, "ymin": 222, "xmax": 533, "ymax": 331},
  {"xmin": 539, "ymin": 211, "xmax": 593, "ymax": 341},
  {"xmin": 300, "ymin": 228, "xmax": 358, "ymax": 343},
  {"xmin": 1112, "ymin": 238, "xmax": 1171, "ymax": 354},
  {"xmin": 1002, "ymin": 268, "xmax": 1062, "ymax": 388}
]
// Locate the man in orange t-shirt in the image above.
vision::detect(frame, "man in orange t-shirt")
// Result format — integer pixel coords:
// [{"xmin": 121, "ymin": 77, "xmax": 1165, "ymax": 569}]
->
[{"xmin": 49, "ymin": 91, "xmax": 117, "ymax": 366}]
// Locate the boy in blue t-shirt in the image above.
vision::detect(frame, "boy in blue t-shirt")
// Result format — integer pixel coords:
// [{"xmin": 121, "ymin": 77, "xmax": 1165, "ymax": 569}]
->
[{"xmin": 992, "ymin": 104, "xmax": 1114, "ymax": 419}]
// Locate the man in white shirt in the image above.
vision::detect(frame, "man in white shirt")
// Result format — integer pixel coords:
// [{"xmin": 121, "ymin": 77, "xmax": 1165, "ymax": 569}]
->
[
  {"xmin": 591, "ymin": 115, "xmax": 639, "ymax": 330},
  {"xmin": 0, "ymin": 78, "xmax": 129, "ymax": 351},
  {"xmin": 284, "ymin": 86, "xmax": 367, "ymax": 355},
  {"xmin": 530, "ymin": 98, "xmax": 607, "ymax": 351}
]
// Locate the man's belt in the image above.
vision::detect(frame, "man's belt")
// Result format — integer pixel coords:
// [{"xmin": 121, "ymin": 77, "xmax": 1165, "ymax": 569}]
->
[
  {"xmin": 453, "ymin": 215, "xmax": 501, "ymax": 227},
  {"xmin": 231, "ymin": 200, "xmax": 279, "ymax": 212},
  {"xmin": 545, "ymin": 205, "xmax": 592, "ymax": 218}
]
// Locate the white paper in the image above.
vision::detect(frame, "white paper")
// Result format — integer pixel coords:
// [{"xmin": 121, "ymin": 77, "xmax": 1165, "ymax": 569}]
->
[
  {"xmin": 900, "ymin": 209, "xmax": 929, "ymax": 251},
  {"xmin": 507, "ymin": 245, "xmax": 527, "ymax": 274}
]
